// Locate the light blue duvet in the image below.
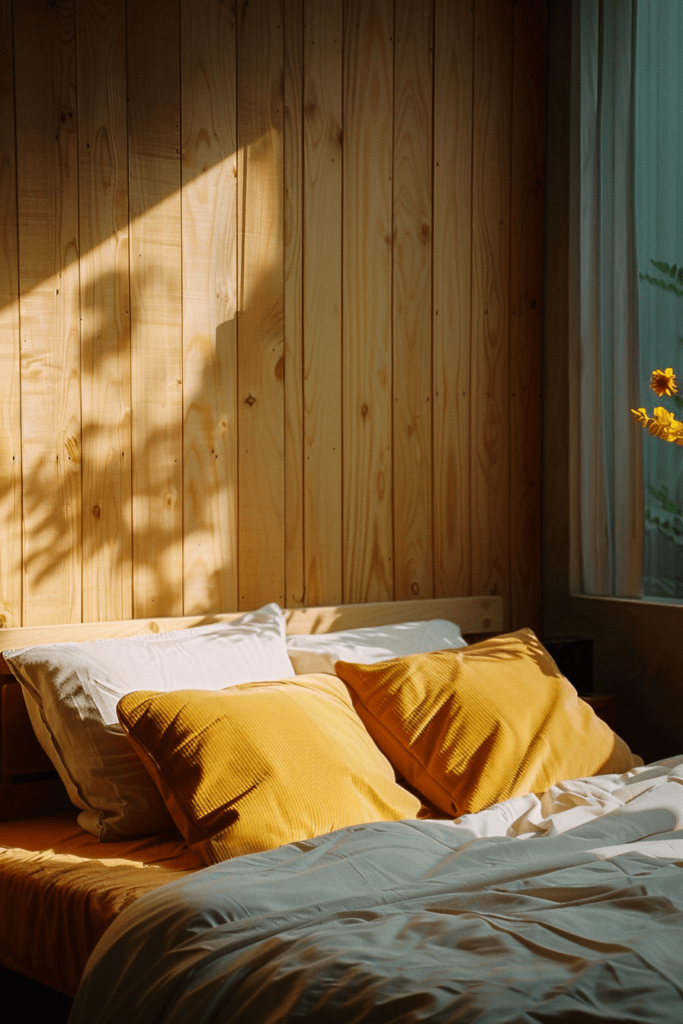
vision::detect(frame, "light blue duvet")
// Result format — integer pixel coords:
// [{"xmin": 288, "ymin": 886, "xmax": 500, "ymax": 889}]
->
[{"xmin": 69, "ymin": 757, "xmax": 683, "ymax": 1023}]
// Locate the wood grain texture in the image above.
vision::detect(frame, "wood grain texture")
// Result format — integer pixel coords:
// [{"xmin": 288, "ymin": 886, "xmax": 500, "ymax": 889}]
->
[
  {"xmin": 127, "ymin": 0, "xmax": 183, "ymax": 618},
  {"xmin": 0, "ymin": 2, "xmax": 548, "ymax": 631},
  {"xmin": 342, "ymin": 0, "xmax": 394, "ymax": 604},
  {"xmin": 509, "ymin": 0, "xmax": 545, "ymax": 632},
  {"xmin": 0, "ymin": 594, "xmax": 504, "ymax": 672},
  {"xmin": 0, "ymin": 1, "xmax": 22, "ymax": 629},
  {"xmin": 470, "ymin": 0, "xmax": 513, "ymax": 624},
  {"xmin": 181, "ymin": 0, "xmax": 238, "ymax": 615},
  {"xmin": 77, "ymin": 0, "xmax": 132, "ymax": 622},
  {"xmin": 236, "ymin": 0, "xmax": 286, "ymax": 609},
  {"xmin": 433, "ymin": 0, "xmax": 473, "ymax": 600},
  {"xmin": 392, "ymin": 0, "xmax": 434, "ymax": 602},
  {"xmin": 14, "ymin": 0, "xmax": 82, "ymax": 626},
  {"xmin": 283, "ymin": 0, "xmax": 305, "ymax": 607},
  {"xmin": 543, "ymin": 0, "xmax": 572, "ymax": 633},
  {"xmin": 303, "ymin": 0, "xmax": 343, "ymax": 607},
  {"xmin": 285, "ymin": 594, "xmax": 503, "ymax": 636}
]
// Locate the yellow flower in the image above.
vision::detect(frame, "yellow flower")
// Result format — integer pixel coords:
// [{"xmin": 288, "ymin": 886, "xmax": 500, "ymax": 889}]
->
[
  {"xmin": 650, "ymin": 367, "xmax": 678, "ymax": 396},
  {"xmin": 632, "ymin": 370, "xmax": 683, "ymax": 444},
  {"xmin": 634, "ymin": 372, "xmax": 683, "ymax": 444},
  {"xmin": 645, "ymin": 406, "xmax": 683, "ymax": 442},
  {"xmin": 646, "ymin": 407, "xmax": 668, "ymax": 437}
]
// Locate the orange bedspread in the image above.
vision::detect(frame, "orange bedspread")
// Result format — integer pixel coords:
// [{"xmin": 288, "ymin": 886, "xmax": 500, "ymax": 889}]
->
[{"xmin": 0, "ymin": 812, "xmax": 203, "ymax": 996}]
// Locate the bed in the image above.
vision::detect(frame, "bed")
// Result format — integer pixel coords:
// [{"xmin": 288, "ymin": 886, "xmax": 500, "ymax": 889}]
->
[
  {"xmin": 0, "ymin": 597, "xmax": 499, "ymax": 996},
  {"xmin": 2, "ymin": 596, "xmax": 681, "ymax": 1023}
]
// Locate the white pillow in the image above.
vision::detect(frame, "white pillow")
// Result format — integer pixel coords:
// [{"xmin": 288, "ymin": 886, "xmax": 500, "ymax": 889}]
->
[
  {"xmin": 286, "ymin": 618, "xmax": 467, "ymax": 675},
  {"xmin": 4, "ymin": 604, "xmax": 294, "ymax": 841}
]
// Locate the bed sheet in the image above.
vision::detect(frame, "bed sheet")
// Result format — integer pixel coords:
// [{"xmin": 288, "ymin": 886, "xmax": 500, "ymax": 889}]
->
[
  {"xmin": 0, "ymin": 812, "xmax": 202, "ymax": 996},
  {"xmin": 70, "ymin": 756, "xmax": 683, "ymax": 1023}
]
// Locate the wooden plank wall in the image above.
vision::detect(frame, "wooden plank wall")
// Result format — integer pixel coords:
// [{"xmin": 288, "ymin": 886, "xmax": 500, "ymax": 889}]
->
[{"xmin": 0, "ymin": 0, "xmax": 546, "ymax": 631}]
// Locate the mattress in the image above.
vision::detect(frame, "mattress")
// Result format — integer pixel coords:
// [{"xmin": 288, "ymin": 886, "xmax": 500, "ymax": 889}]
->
[{"xmin": 0, "ymin": 812, "xmax": 203, "ymax": 996}]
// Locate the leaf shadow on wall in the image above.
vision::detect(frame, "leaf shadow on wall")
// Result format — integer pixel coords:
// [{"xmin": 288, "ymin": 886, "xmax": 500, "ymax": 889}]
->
[
  {"xmin": 13, "ymin": 257, "xmax": 241, "ymax": 625},
  {"xmin": 0, "ymin": 11, "xmax": 287, "ymax": 626}
]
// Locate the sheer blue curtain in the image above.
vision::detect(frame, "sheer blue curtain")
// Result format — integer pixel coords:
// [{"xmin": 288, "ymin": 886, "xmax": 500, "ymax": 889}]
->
[{"xmin": 573, "ymin": 0, "xmax": 643, "ymax": 597}]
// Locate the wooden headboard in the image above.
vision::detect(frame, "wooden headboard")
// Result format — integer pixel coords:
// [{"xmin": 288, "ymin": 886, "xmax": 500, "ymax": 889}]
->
[{"xmin": 0, "ymin": 596, "xmax": 503, "ymax": 822}]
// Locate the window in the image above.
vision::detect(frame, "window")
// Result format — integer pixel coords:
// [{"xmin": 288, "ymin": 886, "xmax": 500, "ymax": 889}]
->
[
  {"xmin": 635, "ymin": 2, "xmax": 683, "ymax": 599},
  {"xmin": 575, "ymin": 0, "xmax": 683, "ymax": 602}
]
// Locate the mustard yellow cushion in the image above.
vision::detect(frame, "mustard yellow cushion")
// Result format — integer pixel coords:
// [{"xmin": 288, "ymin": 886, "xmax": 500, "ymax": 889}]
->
[
  {"xmin": 116, "ymin": 673, "xmax": 421, "ymax": 864},
  {"xmin": 335, "ymin": 629, "xmax": 642, "ymax": 817}
]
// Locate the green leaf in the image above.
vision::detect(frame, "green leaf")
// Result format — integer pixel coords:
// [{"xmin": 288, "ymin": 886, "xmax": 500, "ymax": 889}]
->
[
  {"xmin": 639, "ymin": 271, "xmax": 683, "ymax": 298},
  {"xmin": 641, "ymin": 260, "xmax": 683, "ymax": 296},
  {"xmin": 648, "ymin": 483, "xmax": 683, "ymax": 518},
  {"xmin": 644, "ymin": 573, "xmax": 683, "ymax": 598},
  {"xmin": 645, "ymin": 512, "xmax": 683, "ymax": 545}
]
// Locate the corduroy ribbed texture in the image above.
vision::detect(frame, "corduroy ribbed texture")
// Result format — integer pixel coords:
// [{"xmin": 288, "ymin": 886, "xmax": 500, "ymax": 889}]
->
[
  {"xmin": 117, "ymin": 673, "xmax": 421, "ymax": 864},
  {"xmin": 335, "ymin": 629, "xmax": 642, "ymax": 817}
]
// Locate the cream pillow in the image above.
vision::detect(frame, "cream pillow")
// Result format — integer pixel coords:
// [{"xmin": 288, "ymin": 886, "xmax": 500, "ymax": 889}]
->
[
  {"xmin": 286, "ymin": 618, "xmax": 467, "ymax": 675},
  {"xmin": 4, "ymin": 604, "xmax": 294, "ymax": 840}
]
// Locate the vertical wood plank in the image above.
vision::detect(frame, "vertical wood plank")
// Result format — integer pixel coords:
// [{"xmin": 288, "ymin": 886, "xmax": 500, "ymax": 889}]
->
[
  {"xmin": 4, "ymin": 0, "xmax": 547, "ymax": 628},
  {"xmin": 237, "ymin": 0, "xmax": 285, "ymax": 609},
  {"xmin": 181, "ymin": 0, "xmax": 238, "ymax": 615},
  {"xmin": 303, "ymin": 0, "xmax": 342, "ymax": 607},
  {"xmin": 77, "ymin": 0, "xmax": 132, "ymax": 622},
  {"xmin": 393, "ymin": 0, "xmax": 434, "ymax": 602},
  {"xmin": 14, "ymin": 0, "xmax": 82, "ymax": 626},
  {"xmin": 471, "ymin": 0, "xmax": 513, "ymax": 621},
  {"xmin": 509, "ymin": 0, "xmax": 546, "ymax": 631},
  {"xmin": 127, "ymin": 0, "xmax": 183, "ymax": 618},
  {"xmin": 0, "ymin": 2, "xmax": 22, "ymax": 627},
  {"xmin": 283, "ymin": 0, "xmax": 305, "ymax": 608},
  {"xmin": 433, "ymin": 0, "xmax": 473, "ymax": 599},
  {"xmin": 342, "ymin": 0, "xmax": 394, "ymax": 604},
  {"xmin": 543, "ymin": 0, "xmax": 573, "ymax": 630}
]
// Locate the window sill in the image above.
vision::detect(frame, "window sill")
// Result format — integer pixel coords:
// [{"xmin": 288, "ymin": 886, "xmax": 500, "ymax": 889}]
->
[{"xmin": 570, "ymin": 592, "xmax": 683, "ymax": 610}]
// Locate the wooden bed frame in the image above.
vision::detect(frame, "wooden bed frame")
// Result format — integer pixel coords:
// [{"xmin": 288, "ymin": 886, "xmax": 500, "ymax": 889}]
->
[{"xmin": 0, "ymin": 595, "xmax": 504, "ymax": 823}]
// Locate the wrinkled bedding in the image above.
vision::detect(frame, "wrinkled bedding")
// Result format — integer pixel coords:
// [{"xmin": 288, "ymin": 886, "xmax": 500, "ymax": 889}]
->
[{"xmin": 70, "ymin": 756, "xmax": 683, "ymax": 1023}]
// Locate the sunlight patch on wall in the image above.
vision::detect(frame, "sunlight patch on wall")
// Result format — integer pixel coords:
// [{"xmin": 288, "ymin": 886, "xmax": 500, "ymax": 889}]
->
[{"xmin": 0, "ymin": 133, "xmax": 288, "ymax": 624}]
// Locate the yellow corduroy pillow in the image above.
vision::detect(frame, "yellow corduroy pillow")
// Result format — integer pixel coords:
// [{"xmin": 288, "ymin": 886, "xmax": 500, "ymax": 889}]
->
[
  {"xmin": 116, "ymin": 673, "xmax": 421, "ymax": 864},
  {"xmin": 335, "ymin": 629, "xmax": 642, "ymax": 817}
]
